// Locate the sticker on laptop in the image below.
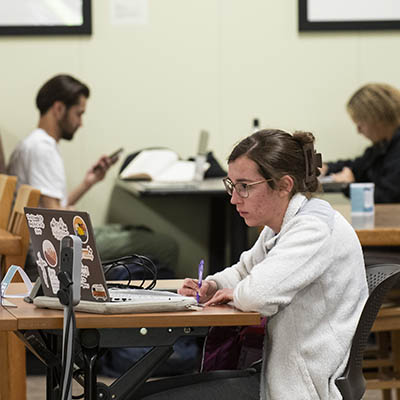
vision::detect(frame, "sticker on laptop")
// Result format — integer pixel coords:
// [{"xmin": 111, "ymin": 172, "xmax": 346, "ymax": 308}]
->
[
  {"xmin": 26, "ymin": 213, "xmax": 45, "ymax": 235},
  {"xmin": 42, "ymin": 239, "xmax": 58, "ymax": 267},
  {"xmin": 73, "ymin": 216, "xmax": 89, "ymax": 244},
  {"xmin": 91, "ymin": 284, "xmax": 107, "ymax": 301},
  {"xmin": 82, "ymin": 246, "xmax": 94, "ymax": 261},
  {"xmin": 50, "ymin": 217, "xmax": 70, "ymax": 241},
  {"xmin": 81, "ymin": 264, "xmax": 90, "ymax": 290},
  {"xmin": 35, "ymin": 252, "xmax": 49, "ymax": 288},
  {"xmin": 47, "ymin": 268, "xmax": 60, "ymax": 294}
]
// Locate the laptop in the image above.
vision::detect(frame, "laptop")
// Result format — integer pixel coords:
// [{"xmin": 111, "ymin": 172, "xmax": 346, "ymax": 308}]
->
[
  {"xmin": 24, "ymin": 207, "xmax": 198, "ymax": 314},
  {"xmin": 318, "ymin": 175, "xmax": 349, "ymax": 193}
]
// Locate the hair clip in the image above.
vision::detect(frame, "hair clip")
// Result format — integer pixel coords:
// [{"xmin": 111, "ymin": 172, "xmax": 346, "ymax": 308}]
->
[
  {"xmin": 303, "ymin": 143, "xmax": 322, "ymax": 183},
  {"xmin": 314, "ymin": 152, "xmax": 322, "ymax": 168}
]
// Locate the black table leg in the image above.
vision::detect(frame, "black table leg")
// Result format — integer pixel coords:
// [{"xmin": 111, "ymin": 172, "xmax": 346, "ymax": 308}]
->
[
  {"xmin": 209, "ymin": 196, "xmax": 227, "ymax": 274},
  {"xmin": 209, "ymin": 196, "xmax": 248, "ymax": 273},
  {"xmin": 229, "ymin": 205, "xmax": 248, "ymax": 265},
  {"xmin": 47, "ymin": 334, "xmax": 60, "ymax": 400},
  {"xmin": 80, "ymin": 329, "xmax": 100, "ymax": 400}
]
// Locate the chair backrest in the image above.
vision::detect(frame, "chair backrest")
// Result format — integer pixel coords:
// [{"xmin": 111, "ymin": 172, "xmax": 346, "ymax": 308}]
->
[
  {"xmin": 0, "ymin": 174, "xmax": 17, "ymax": 229},
  {"xmin": 0, "ymin": 134, "xmax": 6, "ymax": 174},
  {"xmin": 8, "ymin": 183, "xmax": 40, "ymax": 237},
  {"xmin": 1, "ymin": 184, "xmax": 40, "ymax": 273},
  {"xmin": 335, "ymin": 263, "xmax": 400, "ymax": 400}
]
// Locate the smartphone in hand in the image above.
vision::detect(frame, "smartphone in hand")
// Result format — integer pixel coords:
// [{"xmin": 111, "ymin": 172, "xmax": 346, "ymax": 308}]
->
[
  {"xmin": 109, "ymin": 147, "xmax": 124, "ymax": 163},
  {"xmin": 93, "ymin": 148, "xmax": 124, "ymax": 172}
]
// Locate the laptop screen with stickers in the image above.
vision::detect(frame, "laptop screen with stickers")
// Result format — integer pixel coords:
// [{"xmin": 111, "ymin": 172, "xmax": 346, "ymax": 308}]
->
[{"xmin": 24, "ymin": 207, "xmax": 110, "ymax": 302}]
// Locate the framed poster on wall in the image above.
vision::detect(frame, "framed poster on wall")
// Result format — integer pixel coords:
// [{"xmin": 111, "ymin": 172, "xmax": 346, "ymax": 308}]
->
[
  {"xmin": 0, "ymin": 0, "xmax": 92, "ymax": 35},
  {"xmin": 299, "ymin": 0, "xmax": 400, "ymax": 31}
]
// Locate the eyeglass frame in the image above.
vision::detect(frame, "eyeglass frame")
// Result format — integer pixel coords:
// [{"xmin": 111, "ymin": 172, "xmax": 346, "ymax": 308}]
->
[{"xmin": 222, "ymin": 177, "xmax": 273, "ymax": 198}]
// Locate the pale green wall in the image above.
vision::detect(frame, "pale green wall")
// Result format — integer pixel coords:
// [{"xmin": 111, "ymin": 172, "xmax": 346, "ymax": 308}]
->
[{"xmin": 1, "ymin": 1, "xmax": 400, "ymax": 276}]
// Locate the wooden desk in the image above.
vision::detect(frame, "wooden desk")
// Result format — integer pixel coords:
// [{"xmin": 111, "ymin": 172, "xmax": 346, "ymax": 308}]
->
[
  {"xmin": 7, "ymin": 280, "xmax": 260, "ymax": 330},
  {"xmin": 0, "ymin": 305, "xmax": 17, "ymax": 331},
  {"xmin": 4, "ymin": 282, "xmax": 260, "ymax": 400},
  {"xmin": 334, "ymin": 203, "xmax": 400, "ymax": 246},
  {"xmin": 0, "ymin": 306, "xmax": 21, "ymax": 400},
  {"xmin": 8, "ymin": 297, "xmax": 260, "ymax": 330}
]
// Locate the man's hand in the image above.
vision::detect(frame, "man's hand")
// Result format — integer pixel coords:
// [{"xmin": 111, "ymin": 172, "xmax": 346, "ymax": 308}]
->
[
  {"xmin": 331, "ymin": 167, "xmax": 355, "ymax": 183},
  {"xmin": 68, "ymin": 153, "xmax": 120, "ymax": 207},
  {"xmin": 178, "ymin": 278, "xmax": 218, "ymax": 303},
  {"xmin": 84, "ymin": 154, "xmax": 117, "ymax": 187}
]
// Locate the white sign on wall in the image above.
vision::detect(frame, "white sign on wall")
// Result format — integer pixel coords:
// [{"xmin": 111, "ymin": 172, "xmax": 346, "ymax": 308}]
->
[
  {"xmin": 110, "ymin": 0, "xmax": 148, "ymax": 26},
  {"xmin": 299, "ymin": 0, "xmax": 400, "ymax": 31}
]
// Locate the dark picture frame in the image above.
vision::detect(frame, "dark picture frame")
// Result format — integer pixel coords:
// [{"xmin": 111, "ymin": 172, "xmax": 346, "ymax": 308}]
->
[
  {"xmin": 299, "ymin": 0, "xmax": 400, "ymax": 32},
  {"xmin": 0, "ymin": 0, "xmax": 92, "ymax": 36}
]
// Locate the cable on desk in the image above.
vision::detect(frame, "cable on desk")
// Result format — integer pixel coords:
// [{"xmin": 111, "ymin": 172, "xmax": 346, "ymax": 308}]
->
[{"xmin": 102, "ymin": 254, "xmax": 158, "ymax": 290}]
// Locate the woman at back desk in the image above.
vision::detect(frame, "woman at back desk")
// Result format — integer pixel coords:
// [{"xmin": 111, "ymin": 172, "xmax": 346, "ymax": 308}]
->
[
  {"xmin": 141, "ymin": 129, "xmax": 368, "ymax": 400},
  {"xmin": 320, "ymin": 82, "xmax": 400, "ymax": 203}
]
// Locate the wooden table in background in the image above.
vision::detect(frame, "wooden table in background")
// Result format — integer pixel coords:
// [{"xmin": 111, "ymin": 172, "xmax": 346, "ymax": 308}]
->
[
  {"xmin": 370, "ymin": 306, "xmax": 400, "ymax": 391},
  {"xmin": 334, "ymin": 203, "xmax": 400, "ymax": 246}
]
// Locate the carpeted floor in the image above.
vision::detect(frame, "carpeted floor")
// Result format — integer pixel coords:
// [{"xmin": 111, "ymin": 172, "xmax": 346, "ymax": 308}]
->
[{"xmin": 26, "ymin": 375, "xmax": 390, "ymax": 400}]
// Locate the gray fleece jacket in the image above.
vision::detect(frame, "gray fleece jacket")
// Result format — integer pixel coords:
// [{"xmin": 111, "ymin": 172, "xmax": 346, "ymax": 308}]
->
[{"xmin": 207, "ymin": 194, "xmax": 368, "ymax": 400}]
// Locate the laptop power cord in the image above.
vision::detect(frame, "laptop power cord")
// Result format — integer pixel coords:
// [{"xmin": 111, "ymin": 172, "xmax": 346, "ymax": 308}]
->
[{"xmin": 102, "ymin": 254, "xmax": 158, "ymax": 290}]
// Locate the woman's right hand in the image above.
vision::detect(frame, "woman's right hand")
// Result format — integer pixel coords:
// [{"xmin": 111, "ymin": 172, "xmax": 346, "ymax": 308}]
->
[
  {"xmin": 319, "ymin": 163, "xmax": 328, "ymax": 176},
  {"xmin": 331, "ymin": 167, "xmax": 355, "ymax": 183},
  {"xmin": 178, "ymin": 278, "xmax": 218, "ymax": 303}
]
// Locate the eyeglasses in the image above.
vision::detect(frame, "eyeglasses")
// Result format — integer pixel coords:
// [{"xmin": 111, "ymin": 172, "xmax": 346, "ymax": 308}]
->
[{"xmin": 222, "ymin": 177, "xmax": 272, "ymax": 198}]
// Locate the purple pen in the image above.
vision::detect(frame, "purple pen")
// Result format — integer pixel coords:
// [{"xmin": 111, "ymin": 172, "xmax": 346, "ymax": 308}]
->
[{"xmin": 196, "ymin": 259, "xmax": 204, "ymax": 303}]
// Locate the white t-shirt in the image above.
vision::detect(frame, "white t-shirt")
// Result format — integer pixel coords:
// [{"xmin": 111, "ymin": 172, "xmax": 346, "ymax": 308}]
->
[{"xmin": 8, "ymin": 128, "xmax": 67, "ymax": 207}]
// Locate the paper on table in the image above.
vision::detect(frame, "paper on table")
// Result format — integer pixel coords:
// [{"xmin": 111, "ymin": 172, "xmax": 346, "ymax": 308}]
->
[
  {"xmin": 120, "ymin": 149, "xmax": 177, "ymax": 180},
  {"xmin": 318, "ymin": 175, "xmax": 335, "ymax": 183},
  {"xmin": 120, "ymin": 149, "xmax": 199, "ymax": 182},
  {"xmin": 156, "ymin": 160, "xmax": 196, "ymax": 182}
]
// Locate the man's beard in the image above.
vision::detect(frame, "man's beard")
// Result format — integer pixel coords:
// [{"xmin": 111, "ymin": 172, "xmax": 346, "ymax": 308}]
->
[
  {"xmin": 61, "ymin": 129, "xmax": 75, "ymax": 141},
  {"xmin": 59, "ymin": 115, "xmax": 76, "ymax": 141}
]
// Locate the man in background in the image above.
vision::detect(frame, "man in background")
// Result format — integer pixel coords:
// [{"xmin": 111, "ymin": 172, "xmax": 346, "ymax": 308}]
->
[
  {"xmin": 8, "ymin": 74, "xmax": 178, "ymax": 279},
  {"xmin": 8, "ymin": 74, "xmax": 114, "ymax": 208}
]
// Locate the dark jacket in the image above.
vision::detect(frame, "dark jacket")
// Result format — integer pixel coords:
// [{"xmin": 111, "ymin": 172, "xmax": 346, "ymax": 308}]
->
[{"xmin": 326, "ymin": 127, "xmax": 400, "ymax": 203}]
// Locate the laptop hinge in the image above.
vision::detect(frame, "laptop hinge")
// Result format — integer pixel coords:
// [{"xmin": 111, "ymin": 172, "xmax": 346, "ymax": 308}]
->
[{"xmin": 24, "ymin": 277, "xmax": 43, "ymax": 303}]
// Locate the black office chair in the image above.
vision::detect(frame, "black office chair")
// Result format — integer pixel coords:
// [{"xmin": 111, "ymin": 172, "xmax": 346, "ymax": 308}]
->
[
  {"xmin": 132, "ymin": 365, "xmax": 257, "ymax": 399},
  {"xmin": 335, "ymin": 263, "xmax": 400, "ymax": 400}
]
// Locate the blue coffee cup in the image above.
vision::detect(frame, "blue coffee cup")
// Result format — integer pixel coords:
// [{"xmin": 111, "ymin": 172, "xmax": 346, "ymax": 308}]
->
[{"xmin": 350, "ymin": 183, "xmax": 375, "ymax": 215}]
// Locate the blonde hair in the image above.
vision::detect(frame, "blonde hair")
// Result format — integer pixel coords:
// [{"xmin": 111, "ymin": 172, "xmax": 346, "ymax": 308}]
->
[{"xmin": 347, "ymin": 83, "xmax": 400, "ymax": 127}]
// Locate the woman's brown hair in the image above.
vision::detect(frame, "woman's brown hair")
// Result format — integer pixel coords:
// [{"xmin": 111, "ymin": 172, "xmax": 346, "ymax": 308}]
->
[{"xmin": 228, "ymin": 129, "xmax": 321, "ymax": 195}]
